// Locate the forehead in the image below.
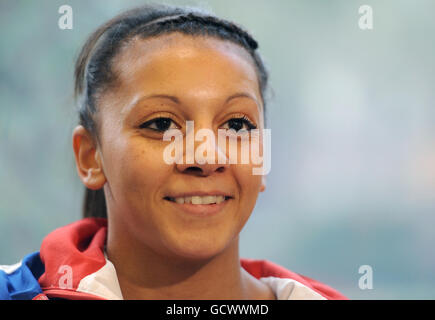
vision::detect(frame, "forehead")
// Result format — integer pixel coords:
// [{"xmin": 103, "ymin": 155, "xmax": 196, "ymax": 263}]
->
[{"xmin": 111, "ymin": 32, "xmax": 261, "ymax": 102}]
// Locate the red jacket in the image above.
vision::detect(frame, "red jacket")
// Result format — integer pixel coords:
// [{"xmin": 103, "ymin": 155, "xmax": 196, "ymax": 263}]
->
[{"xmin": 2, "ymin": 218, "xmax": 347, "ymax": 300}]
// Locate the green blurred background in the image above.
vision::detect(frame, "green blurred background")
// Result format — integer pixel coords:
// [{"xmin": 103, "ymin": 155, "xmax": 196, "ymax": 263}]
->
[{"xmin": 1, "ymin": 0, "xmax": 434, "ymax": 299}]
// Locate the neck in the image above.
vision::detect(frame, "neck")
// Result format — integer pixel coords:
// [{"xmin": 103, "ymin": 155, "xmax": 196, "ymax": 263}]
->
[{"xmin": 106, "ymin": 220, "xmax": 274, "ymax": 300}]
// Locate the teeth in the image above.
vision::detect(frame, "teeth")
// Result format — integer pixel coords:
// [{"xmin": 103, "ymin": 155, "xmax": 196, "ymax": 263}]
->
[
  {"xmin": 216, "ymin": 195, "xmax": 225, "ymax": 204},
  {"xmin": 170, "ymin": 195, "xmax": 228, "ymax": 205},
  {"xmin": 202, "ymin": 196, "xmax": 216, "ymax": 204},
  {"xmin": 192, "ymin": 196, "xmax": 202, "ymax": 205}
]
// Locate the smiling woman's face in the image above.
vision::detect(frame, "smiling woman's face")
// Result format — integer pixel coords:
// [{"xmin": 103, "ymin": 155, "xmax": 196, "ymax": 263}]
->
[{"xmin": 94, "ymin": 33, "xmax": 265, "ymax": 260}]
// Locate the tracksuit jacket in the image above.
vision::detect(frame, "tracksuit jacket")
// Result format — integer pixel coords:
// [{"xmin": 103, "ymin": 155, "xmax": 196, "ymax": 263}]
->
[{"xmin": 0, "ymin": 218, "xmax": 347, "ymax": 300}]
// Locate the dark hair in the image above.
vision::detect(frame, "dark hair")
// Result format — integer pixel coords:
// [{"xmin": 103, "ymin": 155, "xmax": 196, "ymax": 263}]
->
[{"xmin": 74, "ymin": 3, "xmax": 270, "ymax": 219}]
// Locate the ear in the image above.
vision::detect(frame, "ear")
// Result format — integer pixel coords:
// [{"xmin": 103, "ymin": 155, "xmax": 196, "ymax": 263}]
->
[
  {"xmin": 260, "ymin": 175, "xmax": 266, "ymax": 193},
  {"xmin": 72, "ymin": 125, "xmax": 106, "ymax": 190}
]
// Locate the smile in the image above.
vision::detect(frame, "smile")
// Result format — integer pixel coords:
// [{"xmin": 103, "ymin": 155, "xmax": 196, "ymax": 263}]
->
[
  {"xmin": 164, "ymin": 195, "xmax": 232, "ymax": 205},
  {"xmin": 163, "ymin": 193, "xmax": 233, "ymax": 217}
]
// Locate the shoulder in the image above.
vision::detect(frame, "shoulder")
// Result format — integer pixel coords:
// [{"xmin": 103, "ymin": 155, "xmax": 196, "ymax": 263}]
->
[{"xmin": 240, "ymin": 258, "xmax": 348, "ymax": 300}]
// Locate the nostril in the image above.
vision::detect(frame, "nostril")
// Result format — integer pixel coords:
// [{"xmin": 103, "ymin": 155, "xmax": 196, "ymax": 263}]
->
[
  {"xmin": 183, "ymin": 167, "xmax": 204, "ymax": 176},
  {"xmin": 185, "ymin": 166, "xmax": 226, "ymax": 173}
]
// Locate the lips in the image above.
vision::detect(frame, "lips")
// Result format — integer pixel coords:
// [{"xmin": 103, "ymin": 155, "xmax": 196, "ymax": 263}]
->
[
  {"xmin": 164, "ymin": 195, "xmax": 231, "ymax": 205},
  {"xmin": 164, "ymin": 191, "xmax": 233, "ymax": 204},
  {"xmin": 163, "ymin": 192, "xmax": 233, "ymax": 217}
]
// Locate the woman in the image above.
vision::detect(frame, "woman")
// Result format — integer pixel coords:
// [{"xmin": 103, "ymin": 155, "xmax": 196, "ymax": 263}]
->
[{"xmin": 0, "ymin": 3, "xmax": 346, "ymax": 300}]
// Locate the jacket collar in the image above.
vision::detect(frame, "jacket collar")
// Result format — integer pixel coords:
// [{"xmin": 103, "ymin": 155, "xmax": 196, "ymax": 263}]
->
[{"xmin": 37, "ymin": 218, "xmax": 344, "ymax": 300}]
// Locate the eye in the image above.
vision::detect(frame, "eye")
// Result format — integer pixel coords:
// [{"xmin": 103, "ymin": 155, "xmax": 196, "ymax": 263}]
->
[
  {"xmin": 140, "ymin": 117, "xmax": 179, "ymax": 132},
  {"xmin": 222, "ymin": 115, "xmax": 257, "ymax": 132}
]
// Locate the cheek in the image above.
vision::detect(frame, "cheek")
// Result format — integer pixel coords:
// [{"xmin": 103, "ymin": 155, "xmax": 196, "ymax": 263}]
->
[
  {"xmin": 233, "ymin": 163, "xmax": 263, "ymax": 222},
  {"xmin": 104, "ymin": 137, "xmax": 170, "ymax": 202},
  {"xmin": 233, "ymin": 135, "xmax": 265, "ymax": 196},
  {"xmin": 236, "ymin": 165, "xmax": 263, "ymax": 198}
]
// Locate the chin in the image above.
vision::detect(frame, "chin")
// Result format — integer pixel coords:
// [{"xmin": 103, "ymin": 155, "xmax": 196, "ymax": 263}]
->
[
  {"xmin": 176, "ymin": 250, "xmax": 219, "ymax": 262},
  {"xmin": 167, "ymin": 236, "xmax": 230, "ymax": 262}
]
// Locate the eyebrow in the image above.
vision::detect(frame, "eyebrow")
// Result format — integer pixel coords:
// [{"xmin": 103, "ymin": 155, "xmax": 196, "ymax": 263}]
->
[
  {"xmin": 225, "ymin": 92, "xmax": 259, "ymax": 105},
  {"xmin": 124, "ymin": 91, "xmax": 260, "ymax": 115}
]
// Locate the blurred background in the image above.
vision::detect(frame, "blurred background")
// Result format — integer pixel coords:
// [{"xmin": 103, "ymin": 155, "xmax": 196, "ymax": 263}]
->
[{"xmin": 1, "ymin": 0, "xmax": 434, "ymax": 299}]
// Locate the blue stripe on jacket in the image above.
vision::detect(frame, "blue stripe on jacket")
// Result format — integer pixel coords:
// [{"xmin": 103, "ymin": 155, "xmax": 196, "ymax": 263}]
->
[{"xmin": 0, "ymin": 252, "xmax": 45, "ymax": 300}]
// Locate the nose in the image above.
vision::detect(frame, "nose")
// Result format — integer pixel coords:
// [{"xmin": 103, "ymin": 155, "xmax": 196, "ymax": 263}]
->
[
  {"xmin": 176, "ymin": 161, "xmax": 228, "ymax": 176},
  {"xmin": 175, "ymin": 134, "xmax": 229, "ymax": 177}
]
